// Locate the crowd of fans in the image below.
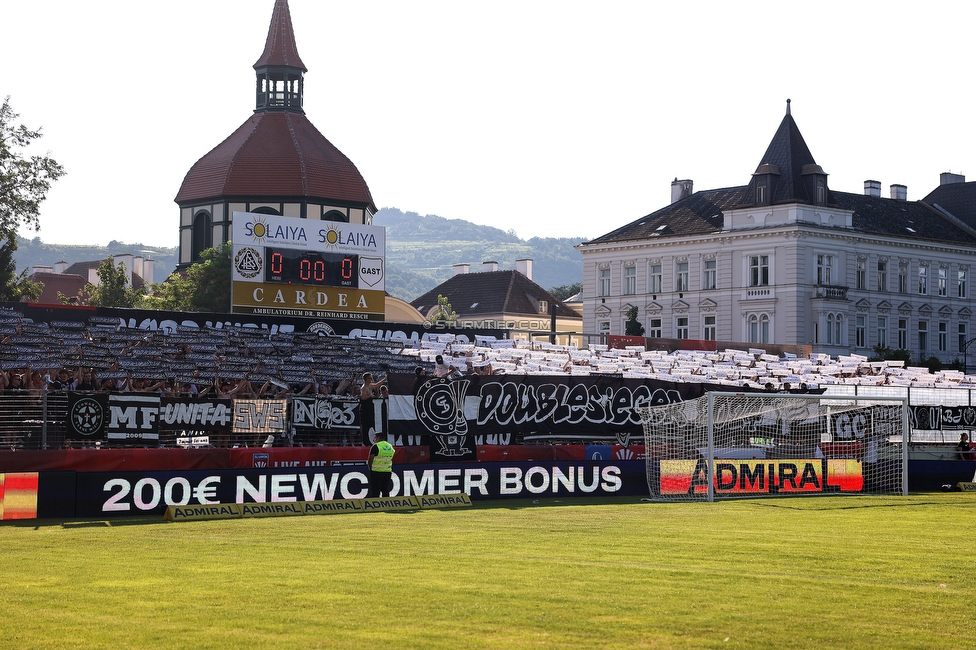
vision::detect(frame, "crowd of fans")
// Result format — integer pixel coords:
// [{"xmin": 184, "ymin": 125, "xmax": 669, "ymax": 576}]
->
[{"xmin": 2, "ymin": 309, "xmax": 974, "ymax": 399}]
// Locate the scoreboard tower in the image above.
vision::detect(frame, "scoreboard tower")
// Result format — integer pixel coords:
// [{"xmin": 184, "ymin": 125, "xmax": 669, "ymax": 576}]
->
[{"xmin": 230, "ymin": 212, "xmax": 386, "ymax": 321}]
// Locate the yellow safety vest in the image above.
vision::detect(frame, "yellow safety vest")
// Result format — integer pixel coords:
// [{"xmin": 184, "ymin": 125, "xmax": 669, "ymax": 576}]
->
[{"xmin": 371, "ymin": 440, "xmax": 394, "ymax": 472}]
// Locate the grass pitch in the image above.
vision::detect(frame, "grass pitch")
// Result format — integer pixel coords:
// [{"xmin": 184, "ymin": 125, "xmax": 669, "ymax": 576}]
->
[{"xmin": 2, "ymin": 494, "xmax": 974, "ymax": 649}]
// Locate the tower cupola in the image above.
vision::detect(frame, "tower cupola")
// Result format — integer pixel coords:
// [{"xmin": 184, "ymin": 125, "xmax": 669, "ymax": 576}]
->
[{"xmin": 253, "ymin": 0, "xmax": 307, "ymax": 113}]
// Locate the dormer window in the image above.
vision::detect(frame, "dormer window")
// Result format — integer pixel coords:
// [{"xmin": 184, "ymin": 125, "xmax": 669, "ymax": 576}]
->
[
  {"xmin": 817, "ymin": 181, "xmax": 826, "ymax": 204},
  {"xmin": 756, "ymin": 185, "xmax": 766, "ymax": 204}
]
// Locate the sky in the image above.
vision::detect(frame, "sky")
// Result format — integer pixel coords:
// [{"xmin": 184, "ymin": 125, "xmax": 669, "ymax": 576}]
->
[{"xmin": 3, "ymin": 0, "xmax": 974, "ymax": 249}]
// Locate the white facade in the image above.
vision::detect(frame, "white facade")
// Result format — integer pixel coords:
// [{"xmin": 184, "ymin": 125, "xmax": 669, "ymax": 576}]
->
[{"xmin": 579, "ymin": 110, "xmax": 976, "ymax": 365}]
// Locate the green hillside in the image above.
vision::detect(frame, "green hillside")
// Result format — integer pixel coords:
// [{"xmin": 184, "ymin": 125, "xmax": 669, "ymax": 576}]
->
[
  {"xmin": 11, "ymin": 209, "xmax": 586, "ymax": 302},
  {"xmin": 375, "ymin": 207, "xmax": 586, "ymax": 301}
]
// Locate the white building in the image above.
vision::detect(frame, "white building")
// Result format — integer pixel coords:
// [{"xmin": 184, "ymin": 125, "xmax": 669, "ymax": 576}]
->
[{"xmin": 577, "ymin": 101, "xmax": 976, "ymax": 365}]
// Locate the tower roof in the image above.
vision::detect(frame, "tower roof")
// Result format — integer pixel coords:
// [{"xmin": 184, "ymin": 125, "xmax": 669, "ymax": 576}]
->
[
  {"xmin": 742, "ymin": 99, "xmax": 825, "ymax": 206},
  {"xmin": 175, "ymin": 111, "xmax": 375, "ymax": 210},
  {"xmin": 253, "ymin": 0, "xmax": 307, "ymax": 72}
]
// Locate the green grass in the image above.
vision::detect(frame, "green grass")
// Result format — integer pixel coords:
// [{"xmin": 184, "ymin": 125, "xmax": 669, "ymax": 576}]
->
[{"xmin": 2, "ymin": 495, "xmax": 975, "ymax": 649}]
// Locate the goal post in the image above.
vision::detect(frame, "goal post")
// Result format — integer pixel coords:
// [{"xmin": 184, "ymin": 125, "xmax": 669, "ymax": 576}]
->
[{"xmin": 635, "ymin": 392, "xmax": 909, "ymax": 502}]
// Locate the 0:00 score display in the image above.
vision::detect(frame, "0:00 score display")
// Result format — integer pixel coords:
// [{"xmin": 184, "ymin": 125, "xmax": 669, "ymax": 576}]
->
[{"xmin": 264, "ymin": 248, "xmax": 359, "ymax": 288}]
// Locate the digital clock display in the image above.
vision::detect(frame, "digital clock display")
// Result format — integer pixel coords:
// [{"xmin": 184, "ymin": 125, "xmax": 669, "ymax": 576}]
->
[{"xmin": 264, "ymin": 248, "xmax": 359, "ymax": 288}]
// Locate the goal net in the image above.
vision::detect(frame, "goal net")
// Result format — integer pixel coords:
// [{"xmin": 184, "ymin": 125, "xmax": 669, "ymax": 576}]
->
[{"xmin": 635, "ymin": 392, "xmax": 907, "ymax": 501}]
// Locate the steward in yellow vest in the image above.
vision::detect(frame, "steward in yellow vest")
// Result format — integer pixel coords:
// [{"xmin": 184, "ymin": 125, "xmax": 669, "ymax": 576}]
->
[{"xmin": 367, "ymin": 431, "xmax": 395, "ymax": 498}]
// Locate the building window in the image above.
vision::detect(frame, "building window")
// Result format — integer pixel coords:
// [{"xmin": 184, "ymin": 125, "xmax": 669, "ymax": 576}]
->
[
  {"xmin": 648, "ymin": 318, "xmax": 662, "ymax": 338},
  {"xmin": 877, "ymin": 260, "xmax": 888, "ymax": 292},
  {"xmin": 938, "ymin": 268, "xmax": 948, "ymax": 297},
  {"xmin": 191, "ymin": 210, "xmax": 213, "ymax": 261},
  {"xmin": 898, "ymin": 264, "xmax": 909, "ymax": 293},
  {"xmin": 959, "ymin": 323, "xmax": 968, "ymax": 353},
  {"xmin": 856, "ymin": 259, "xmax": 866, "ymax": 290},
  {"xmin": 877, "ymin": 316, "xmax": 888, "ymax": 348},
  {"xmin": 676, "ymin": 316, "xmax": 689, "ymax": 340},
  {"xmin": 676, "ymin": 262, "xmax": 689, "ymax": 292},
  {"xmin": 756, "ymin": 185, "xmax": 766, "ymax": 204},
  {"xmin": 748, "ymin": 313, "xmax": 769, "ymax": 344},
  {"xmin": 918, "ymin": 320, "xmax": 928, "ymax": 351},
  {"xmin": 825, "ymin": 313, "xmax": 843, "ymax": 345},
  {"xmin": 939, "ymin": 321, "xmax": 948, "ymax": 352},
  {"xmin": 918, "ymin": 266, "xmax": 928, "ymax": 295},
  {"xmin": 959, "ymin": 269, "xmax": 968, "ymax": 299},
  {"xmin": 816, "ymin": 254, "xmax": 833, "ymax": 285},
  {"xmin": 703, "ymin": 260, "xmax": 717, "ymax": 290},
  {"xmin": 598, "ymin": 268, "xmax": 610, "ymax": 297},
  {"xmin": 623, "ymin": 265, "xmax": 636, "ymax": 295},
  {"xmin": 856, "ymin": 315, "xmax": 866, "ymax": 348},
  {"xmin": 649, "ymin": 264, "xmax": 662, "ymax": 294},
  {"xmin": 599, "ymin": 320, "xmax": 610, "ymax": 335},
  {"xmin": 703, "ymin": 315, "xmax": 716, "ymax": 341},
  {"xmin": 817, "ymin": 182, "xmax": 826, "ymax": 204},
  {"xmin": 750, "ymin": 255, "xmax": 769, "ymax": 287},
  {"xmin": 538, "ymin": 300, "xmax": 548, "ymax": 315},
  {"xmin": 898, "ymin": 319, "xmax": 909, "ymax": 350}
]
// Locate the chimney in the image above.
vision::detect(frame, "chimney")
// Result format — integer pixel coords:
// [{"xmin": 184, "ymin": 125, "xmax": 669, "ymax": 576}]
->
[
  {"xmin": 132, "ymin": 256, "xmax": 144, "ymax": 282},
  {"xmin": 32, "ymin": 265, "xmax": 53, "ymax": 275},
  {"xmin": 516, "ymin": 258, "xmax": 533, "ymax": 280},
  {"xmin": 88, "ymin": 268, "xmax": 100, "ymax": 285},
  {"xmin": 453, "ymin": 263, "xmax": 470, "ymax": 276},
  {"xmin": 114, "ymin": 254, "xmax": 133, "ymax": 285},
  {"xmin": 143, "ymin": 259, "xmax": 154, "ymax": 286},
  {"xmin": 890, "ymin": 184, "xmax": 907, "ymax": 201},
  {"xmin": 941, "ymin": 172, "xmax": 966, "ymax": 185},
  {"xmin": 54, "ymin": 261, "xmax": 68, "ymax": 274},
  {"xmin": 671, "ymin": 178, "xmax": 693, "ymax": 203},
  {"xmin": 864, "ymin": 180, "xmax": 881, "ymax": 197},
  {"xmin": 482, "ymin": 261, "xmax": 498, "ymax": 272}
]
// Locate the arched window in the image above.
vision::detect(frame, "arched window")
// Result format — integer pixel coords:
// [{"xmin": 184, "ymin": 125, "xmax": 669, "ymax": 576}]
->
[
  {"xmin": 825, "ymin": 313, "xmax": 844, "ymax": 345},
  {"xmin": 323, "ymin": 209, "xmax": 349, "ymax": 223},
  {"xmin": 251, "ymin": 206, "xmax": 281, "ymax": 216},
  {"xmin": 191, "ymin": 211, "xmax": 213, "ymax": 261},
  {"xmin": 748, "ymin": 313, "xmax": 769, "ymax": 344}
]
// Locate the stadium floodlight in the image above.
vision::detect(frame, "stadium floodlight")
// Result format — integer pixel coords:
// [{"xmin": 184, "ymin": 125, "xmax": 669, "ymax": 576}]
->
[{"xmin": 635, "ymin": 392, "xmax": 908, "ymax": 502}]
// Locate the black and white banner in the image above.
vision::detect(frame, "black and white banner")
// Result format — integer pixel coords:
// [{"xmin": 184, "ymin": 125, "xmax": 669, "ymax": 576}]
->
[
  {"xmin": 290, "ymin": 395, "xmax": 360, "ymax": 431},
  {"xmin": 67, "ymin": 392, "xmax": 109, "ymax": 440},
  {"xmin": 159, "ymin": 397, "xmax": 234, "ymax": 431},
  {"xmin": 232, "ymin": 399, "xmax": 287, "ymax": 434},
  {"xmin": 106, "ymin": 394, "xmax": 161, "ymax": 440}
]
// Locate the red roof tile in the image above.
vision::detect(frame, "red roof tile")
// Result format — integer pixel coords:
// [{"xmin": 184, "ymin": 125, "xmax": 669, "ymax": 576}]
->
[{"xmin": 174, "ymin": 112, "xmax": 375, "ymax": 210}]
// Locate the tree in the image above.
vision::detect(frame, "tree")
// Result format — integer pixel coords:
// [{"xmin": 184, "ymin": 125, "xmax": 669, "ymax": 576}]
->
[
  {"xmin": 0, "ymin": 97, "xmax": 65, "ymax": 238},
  {"xmin": 548, "ymin": 282, "xmax": 582, "ymax": 301},
  {"xmin": 425, "ymin": 294, "xmax": 458, "ymax": 327},
  {"xmin": 624, "ymin": 306, "xmax": 645, "ymax": 336},
  {"xmin": 0, "ymin": 234, "xmax": 42, "ymax": 301},
  {"xmin": 75, "ymin": 257, "xmax": 143, "ymax": 307},
  {"xmin": 143, "ymin": 242, "xmax": 231, "ymax": 312}
]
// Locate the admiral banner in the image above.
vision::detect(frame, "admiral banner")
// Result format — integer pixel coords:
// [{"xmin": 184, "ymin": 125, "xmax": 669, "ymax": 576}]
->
[{"xmin": 656, "ymin": 457, "xmax": 888, "ymax": 495}]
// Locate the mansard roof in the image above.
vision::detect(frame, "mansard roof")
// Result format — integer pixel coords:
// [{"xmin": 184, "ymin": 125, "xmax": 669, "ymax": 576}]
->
[
  {"xmin": 585, "ymin": 186, "xmax": 976, "ymax": 247},
  {"xmin": 585, "ymin": 186, "xmax": 742, "ymax": 245},
  {"xmin": 410, "ymin": 270, "xmax": 579, "ymax": 319},
  {"xmin": 922, "ymin": 180, "xmax": 976, "ymax": 230}
]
